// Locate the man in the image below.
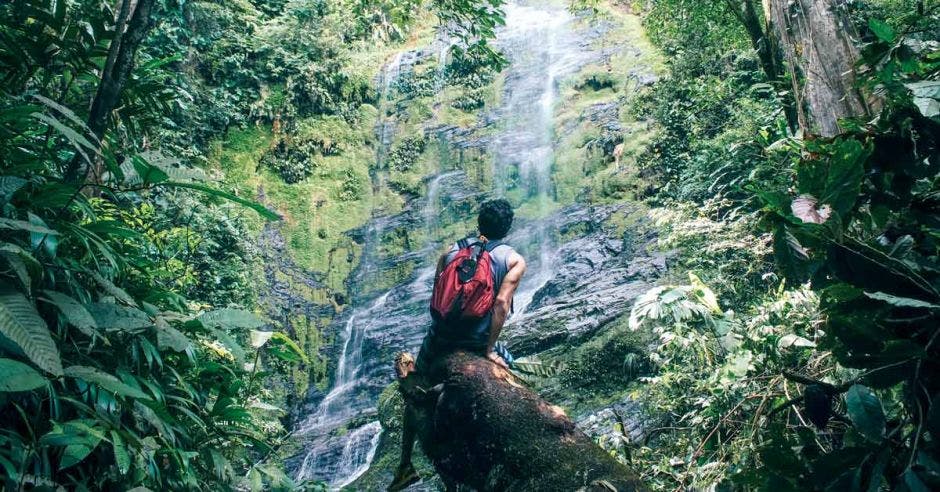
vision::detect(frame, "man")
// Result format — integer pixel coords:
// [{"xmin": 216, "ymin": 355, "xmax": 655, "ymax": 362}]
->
[{"xmin": 389, "ymin": 198, "xmax": 526, "ymax": 491}]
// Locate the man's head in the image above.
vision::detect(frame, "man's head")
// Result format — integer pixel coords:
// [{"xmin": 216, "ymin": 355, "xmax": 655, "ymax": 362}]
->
[{"xmin": 478, "ymin": 199, "xmax": 514, "ymax": 240}]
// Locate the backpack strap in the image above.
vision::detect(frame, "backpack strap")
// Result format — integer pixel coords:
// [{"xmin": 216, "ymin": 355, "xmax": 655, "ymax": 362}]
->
[
  {"xmin": 483, "ymin": 240, "xmax": 503, "ymax": 252},
  {"xmin": 457, "ymin": 238, "xmax": 471, "ymax": 249}
]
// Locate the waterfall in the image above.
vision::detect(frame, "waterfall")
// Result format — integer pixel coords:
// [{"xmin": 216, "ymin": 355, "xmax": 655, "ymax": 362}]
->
[
  {"xmin": 490, "ymin": 2, "xmax": 583, "ymax": 316},
  {"xmin": 292, "ymin": 51, "xmax": 409, "ymax": 489},
  {"xmin": 435, "ymin": 36, "xmax": 457, "ymax": 91},
  {"xmin": 291, "ymin": 1, "xmax": 594, "ymax": 486}
]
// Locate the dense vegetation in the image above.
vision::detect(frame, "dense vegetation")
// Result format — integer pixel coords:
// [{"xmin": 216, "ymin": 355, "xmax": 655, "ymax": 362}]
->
[
  {"xmin": 1, "ymin": 0, "xmax": 937, "ymax": 490},
  {"xmin": 617, "ymin": 1, "xmax": 940, "ymax": 490},
  {"xmin": 0, "ymin": 0, "xmax": 496, "ymax": 489}
]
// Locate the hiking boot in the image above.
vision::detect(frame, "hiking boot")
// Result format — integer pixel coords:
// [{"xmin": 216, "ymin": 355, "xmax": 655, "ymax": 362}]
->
[{"xmin": 388, "ymin": 463, "xmax": 420, "ymax": 491}]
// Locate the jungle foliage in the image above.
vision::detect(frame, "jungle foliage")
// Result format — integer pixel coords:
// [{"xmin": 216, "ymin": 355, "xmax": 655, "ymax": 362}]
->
[
  {"xmin": 0, "ymin": 0, "xmax": 319, "ymax": 489},
  {"xmin": 623, "ymin": 0, "xmax": 940, "ymax": 490},
  {"xmin": 0, "ymin": 0, "xmax": 511, "ymax": 488}
]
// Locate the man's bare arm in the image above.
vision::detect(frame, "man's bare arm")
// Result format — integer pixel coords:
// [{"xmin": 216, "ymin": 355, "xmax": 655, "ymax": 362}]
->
[{"xmin": 487, "ymin": 252, "xmax": 526, "ymax": 353}]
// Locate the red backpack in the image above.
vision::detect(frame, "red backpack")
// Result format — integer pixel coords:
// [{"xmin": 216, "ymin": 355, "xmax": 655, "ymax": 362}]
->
[{"xmin": 430, "ymin": 238, "xmax": 502, "ymax": 324}]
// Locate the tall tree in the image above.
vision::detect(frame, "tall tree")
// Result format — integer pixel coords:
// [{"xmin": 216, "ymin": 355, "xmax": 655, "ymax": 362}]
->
[
  {"xmin": 722, "ymin": 0, "xmax": 799, "ymax": 132},
  {"xmin": 65, "ymin": 0, "xmax": 158, "ymax": 182},
  {"xmin": 766, "ymin": 0, "xmax": 874, "ymax": 136}
]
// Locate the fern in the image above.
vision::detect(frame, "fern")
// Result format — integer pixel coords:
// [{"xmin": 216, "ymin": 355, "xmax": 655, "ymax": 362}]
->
[{"xmin": 0, "ymin": 287, "xmax": 63, "ymax": 376}]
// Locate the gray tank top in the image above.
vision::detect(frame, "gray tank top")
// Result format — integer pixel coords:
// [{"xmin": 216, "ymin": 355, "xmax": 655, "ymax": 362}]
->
[{"xmin": 431, "ymin": 239, "xmax": 517, "ymax": 347}]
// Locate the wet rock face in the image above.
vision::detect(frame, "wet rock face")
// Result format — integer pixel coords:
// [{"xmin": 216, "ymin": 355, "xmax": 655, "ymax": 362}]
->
[
  {"xmin": 577, "ymin": 395, "xmax": 651, "ymax": 451},
  {"xmin": 504, "ymin": 204, "xmax": 668, "ymax": 356}
]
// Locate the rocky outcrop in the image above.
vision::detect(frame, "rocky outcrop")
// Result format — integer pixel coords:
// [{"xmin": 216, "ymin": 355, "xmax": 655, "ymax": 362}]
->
[
  {"xmin": 577, "ymin": 395, "xmax": 651, "ymax": 452},
  {"xmin": 504, "ymin": 204, "xmax": 668, "ymax": 356}
]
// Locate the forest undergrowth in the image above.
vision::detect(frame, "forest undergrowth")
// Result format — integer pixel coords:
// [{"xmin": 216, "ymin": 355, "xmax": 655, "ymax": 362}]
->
[{"xmin": 610, "ymin": 1, "xmax": 940, "ymax": 490}]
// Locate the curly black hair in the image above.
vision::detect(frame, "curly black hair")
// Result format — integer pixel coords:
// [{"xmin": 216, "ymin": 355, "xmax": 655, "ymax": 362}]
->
[{"xmin": 478, "ymin": 199, "xmax": 514, "ymax": 240}]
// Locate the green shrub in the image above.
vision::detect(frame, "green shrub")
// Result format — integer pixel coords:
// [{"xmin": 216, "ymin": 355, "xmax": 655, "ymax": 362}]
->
[
  {"xmin": 559, "ymin": 323, "xmax": 653, "ymax": 392},
  {"xmin": 386, "ymin": 136, "xmax": 427, "ymax": 172},
  {"xmin": 261, "ymin": 138, "xmax": 319, "ymax": 183},
  {"xmin": 339, "ymin": 168, "xmax": 366, "ymax": 201}
]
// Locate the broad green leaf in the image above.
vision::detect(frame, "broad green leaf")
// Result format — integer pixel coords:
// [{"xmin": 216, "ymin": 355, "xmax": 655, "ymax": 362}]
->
[
  {"xmin": 250, "ymin": 330, "xmax": 274, "ymax": 348},
  {"xmin": 777, "ymin": 334, "xmax": 816, "ymax": 349},
  {"xmin": 90, "ymin": 273, "xmax": 136, "ymax": 305},
  {"xmin": 111, "ymin": 430, "xmax": 130, "ymax": 475},
  {"xmin": 868, "ymin": 18, "xmax": 895, "ymax": 42},
  {"xmin": 864, "ymin": 291, "xmax": 939, "ymax": 310},
  {"xmin": 86, "ymin": 302, "xmax": 151, "ymax": 332},
  {"xmin": 249, "ymin": 467, "xmax": 264, "ymax": 492},
  {"xmin": 131, "ymin": 154, "xmax": 169, "ymax": 185},
  {"xmin": 33, "ymin": 94, "xmax": 92, "ymax": 132},
  {"xmin": 1, "ymin": 251, "xmax": 31, "ymax": 291},
  {"xmin": 28, "ymin": 213, "xmax": 58, "ymax": 257},
  {"xmin": 211, "ymin": 328, "xmax": 247, "ymax": 363},
  {"xmin": 31, "ymin": 112, "xmax": 94, "ymax": 164},
  {"xmin": 688, "ymin": 272, "xmax": 720, "ymax": 313},
  {"xmin": 906, "ymin": 81, "xmax": 940, "ymax": 118},
  {"xmin": 845, "ymin": 384, "xmax": 885, "ymax": 442},
  {"xmin": 161, "ymin": 182, "xmax": 280, "ymax": 220},
  {"xmin": 40, "ymin": 420, "xmax": 104, "ymax": 469},
  {"xmin": 0, "ymin": 454, "xmax": 17, "ymax": 481},
  {"xmin": 61, "ymin": 442, "xmax": 96, "ymax": 469},
  {"xmin": 155, "ymin": 317, "xmax": 192, "ymax": 352},
  {"xmin": 0, "ymin": 176, "xmax": 27, "ymax": 202},
  {"xmin": 0, "ymin": 217, "xmax": 59, "ymax": 235},
  {"xmin": 822, "ymin": 139, "xmax": 869, "ymax": 216},
  {"xmin": 41, "ymin": 290, "xmax": 99, "ymax": 337},
  {"xmin": 0, "ymin": 287, "xmax": 63, "ymax": 375},
  {"xmin": 199, "ymin": 308, "xmax": 266, "ymax": 330},
  {"xmin": 0, "ymin": 358, "xmax": 47, "ymax": 392},
  {"xmin": 65, "ymin": 366, "xmax": 150, "ymax": 400},
  {"xmin": 248, "ymin": 400, "xmax": 285, "ymax": 414},
  {"xmin": 902, "ymin": 469, "xmax": 929, "ymax": 492},
  {"xmin": 268, "ymin": 332, "xmax": 309, "ymax": 364}
]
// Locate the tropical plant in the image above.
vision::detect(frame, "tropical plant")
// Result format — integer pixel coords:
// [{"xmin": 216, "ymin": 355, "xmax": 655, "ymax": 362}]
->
[
  {"xmin": 0, "ymin": 1, "xmax": 310, "ymax": 489},
  {"xmin": 748, "ymin": 14, "xmax": 939, "ymax": 488}
]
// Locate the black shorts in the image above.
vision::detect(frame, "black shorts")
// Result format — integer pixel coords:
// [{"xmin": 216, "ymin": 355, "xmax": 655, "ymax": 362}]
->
[{"xmin": 416, "ymin": 332, "xmax": 486, "ymax": 375}]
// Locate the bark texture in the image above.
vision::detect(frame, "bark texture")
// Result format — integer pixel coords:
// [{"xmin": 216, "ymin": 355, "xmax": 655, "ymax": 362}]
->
[
  {"xmin": 413, "ymin": 351, "xmax": 645, "ymax": 491},
  {"xmin": 767, "ymin": 0, "xmax": 871, "ymax": 136},
  {"xmin": 66, "ymin": 0, "xmax": 158, "ymax": 181}
]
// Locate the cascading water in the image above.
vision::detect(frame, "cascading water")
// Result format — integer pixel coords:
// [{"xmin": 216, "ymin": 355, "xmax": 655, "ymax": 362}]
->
[
  {"xmin": 490, "ymin": 2, "xmax": 585, "ymax": 316},
  {"xmin": 293, "ymin": 51, "xmax": 409, "ymax": 488},
  {"xmin": 291, "ymin": 2, "xmax": 595, "ymax": 486}
]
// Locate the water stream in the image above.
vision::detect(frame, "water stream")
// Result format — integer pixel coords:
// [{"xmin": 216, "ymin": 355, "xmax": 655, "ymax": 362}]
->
[
  {"xmin": 490, "ymin": 2, "xmax": 585, "ymax": 316},
  {"xmin": 292, "ymin": 1, "xmax": 594, "ymax": 486}
]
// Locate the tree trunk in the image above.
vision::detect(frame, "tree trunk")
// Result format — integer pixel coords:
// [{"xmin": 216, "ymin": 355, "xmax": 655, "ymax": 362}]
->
[
  {"xmin": 737, "ymin": 0, "xmax": 800, "ymax": 133},
  {"xmin": 65, "ymin": 0, "xmax": 158, "ymax": 182},
  {"xmin": 412, "ymin": 351, "xmax": 645, "ymax": 491},
  {"xmin": 766, "ymin": 0, "xmax": 872, "ymax": 136}
]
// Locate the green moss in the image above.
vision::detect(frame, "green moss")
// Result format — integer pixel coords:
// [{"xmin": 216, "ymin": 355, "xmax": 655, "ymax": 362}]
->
[
  {"xmin": 549, "ymin": 2, "xmax": 665, "ymax": 207},
  {"xmin": 207, "ymin": 108, "xmax": 378, "ymax": 295}
]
